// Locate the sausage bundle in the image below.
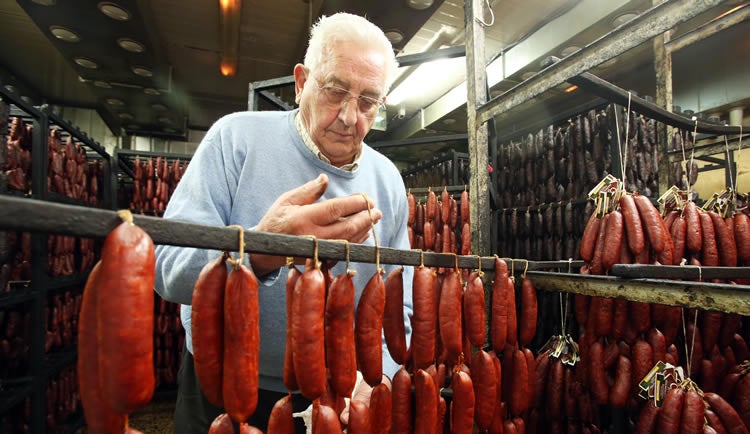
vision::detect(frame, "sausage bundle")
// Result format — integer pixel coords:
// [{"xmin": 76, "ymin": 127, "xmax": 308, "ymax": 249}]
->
[
  {"xmin": 128, "ymin": 155, "xmax": 188, "ymax": 214},
  {"xmin": 406, "ymin": 188, "xmax": 468, "ymax": 256}
]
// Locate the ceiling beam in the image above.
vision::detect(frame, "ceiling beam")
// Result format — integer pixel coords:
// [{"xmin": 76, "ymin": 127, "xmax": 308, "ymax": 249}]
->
[{"xmin": 387, "ymin": 0, "xmax": 632, "ymax": 140}]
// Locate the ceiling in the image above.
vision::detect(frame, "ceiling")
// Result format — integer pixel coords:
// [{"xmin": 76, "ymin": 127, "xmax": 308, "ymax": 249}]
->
[{"xmin": 0, "ymin": 0, "xmax": 748, "ymax": 167}]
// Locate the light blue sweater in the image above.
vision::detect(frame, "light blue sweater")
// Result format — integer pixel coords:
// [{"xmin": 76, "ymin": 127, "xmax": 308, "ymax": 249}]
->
[{"xmin": 154, "ymin": 109, "xmax": 413, "ymax": 392}]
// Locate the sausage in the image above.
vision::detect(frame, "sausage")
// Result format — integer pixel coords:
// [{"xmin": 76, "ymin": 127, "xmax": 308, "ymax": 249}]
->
[
  {"xmin": 437, "ymin": 396, "xmax": 447, "ymax": 434},
  {"xmin": 461, "ymin": 189, "xmax": 470, "ymax": 224},
  {"xmin": 441, "ymin": 189, "xmax": 451, "ymax": 223},
  {"xmin": 657, "ymin": 387, "xmax": 685, "ymax": 434},
  {"xmin": 707, "ymin": 408, "xmax": 729, "ymax": 434},
  {"xmin": 284, "ymin": 266, "xmax": 301, "ymax": 391},
  {"xmin": 506, "ymin": 276, "xmax": 518, "ymax": 347},
  {"xmin": 461, "ymin": 222, "xmax": 471, "ymax": 255},
  {"xmin": 191, "ymin": 255, "xmax": 228, "ymax": 407},
  {"xmin": 609, "ymin": 355, "xmax": 631, "ymax": 408},
  {"xmin": 580, "ymin": 212, "xmax": 601, "ymax": 262},
  {"xmin": 414, "ymin": 369, "xmax": 438, "ymax": 434},
  {"xmin": 631, "ymin": 339, "xmax": 654, "ymax": 394},
  {"xmin": 619, "ymin": 194, "xmax": 645, "ymax": 255},
  {"xmin": 472, "ymin": 349, "xmax": 498, "ymax": 430},
  {"xmin": 574, "ymin": 294, "xmax": 590, "ymax": 326},
  {"xmin": 705, "ymin": 392, "xmax": 750, "ymax": 434},
  {"xmin": 702, "ymin": 311, "xmax": 723, "ymax": 355},
  {"xmin": 239, "ymin": 424, "xmax": 263, "ymax": 434},
  {"xmin": 326, "ymin": 271, "xmax": 357, "ymax": 398},
  {"xmin": 383, "ymin": 267, "xmax": 407, "ymax": 366},
  {"xmin": 736, "ymin": 374, "xmax": 750, "ymax": 430},
  {"xmin": 412, "ymin": 265, "xmax": 437, "ymax": 369},
  {"xmin": 223, "ymin": 264, "xmax": 259, "ymax": 422},
  {"xmin": 684, "ymin": 201, "xmax": 703, "ymax": 253},
  {"xmin": 602, "ymin": 210, "xmax": 624, "ymax": 271},
  {"xmin": 313, "ymin": 404, "xmax": 344, "ymax": 434},
  {"xmin": 292, "ymin": 261, "xmax": 327, "ymax": 400},
  {"xmin": 355, "ymin": 270, "xmax": 386, "ymax": 387},
  {"xmin": 612, "ymin": 298, "xmax": 629, "ymax": 340},
  {"xmin": 426, "ymin": 189, "xmax": 437, "ymax": 221},
  {"xmin": 720, "ymin": 314, "xmax": 742, "ymax": 348},
  {"xmin": 546, "ymin": 358, "xmax": 564, "ymax": 420},
  {"xmin": 208, "ymin": 413, "xmax": 235, "ymax": 434},
  {"xmin": 424, "ymin": 220, "xmax": 435, "ymax": 250},
  {"xmin": 634, "ymin": 195, "xmax": 665, "ymax": 253},
  {"xmin": 451, "ymin": 370, "xmax": 476, "ymax": 434},
  {"xmin": 593, "ymin": 297, "xmax": 614, "ymax": 338},
  {"xmin": 464, "ymin": 271, "xmax": 486, "ymax": 347},
  {"xmin": 532, "ymin": 350, "xmax": 550, "ymax": 410},
  {"xmin": 523, "ymin": 347, "xmax": 536, "ymax": 413},
  {"xmin": 491, "ymin": 258, "xmax": 509, "ymax": 351},
  {"xmin": 710, "ymin": 211, "xmax": 738, "ymax": 267},
  {"xmin": 519, "ymin": 278, "xmax": 538, "ymax": 346},
  {"xmin": 510, "ymin": 348, "xmax": 529, "ymax": 416},
  {"xmin": 700, "ymin": 211, "xmax": 720, "ymax": 266},
  {"xmin": 391, "ymin": 367, "xmax": 413, "ymax": 434},
  {"xmin": 408, "ymin": 192, "xmax": 416, "ymax": 226},
  {"xmin": 97, "ymin": 219, "xmax": 155, "ymax": 414},
  {"xmin": 78, "ymin": 262, "xmax": 127, "ymax": 433},
  {"xmin": 589, "ymin": 341, "xmax": 609, "ymax": 405},
  {"xmin": 679, "ymin": 389, "xmax": 706, "ymax": 434},
  {"xmin": 589, "ymin": 213, "xmax": 610, "ymax": 275},
  {"xmin": 735, "ymin": 212, "xmax": 750, "ymax": 262},
  {"xmin": 667, "ymin": 212, "xmax": 685, "ymax": 261},
  {"xmin": 438, "ymin": 270, "xmax": 463, "ymax": 363},
  {"xmin": 267, "ymin": 395, "xmax": 295, "ymax": 434},
  {"xmin": 370, "ymin": 383, "xmax": 392, "ymax": 434},
  {"xmin": 347, "ymin": 400, "xmax": 370, "ymax": 434},
  {"xmin": 634, "ymin": 400, "xmax": 660, "ymax": 434}
]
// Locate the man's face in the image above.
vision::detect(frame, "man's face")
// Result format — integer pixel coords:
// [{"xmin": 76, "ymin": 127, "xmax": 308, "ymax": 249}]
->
[{"xmin": 295, "ymin": 41, "xmax": 387, "ymax": 167}]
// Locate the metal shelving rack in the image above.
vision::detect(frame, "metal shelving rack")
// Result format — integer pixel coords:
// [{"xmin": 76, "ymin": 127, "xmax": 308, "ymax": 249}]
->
[{"xmin": 0, "ymin": 82, "xmax": 112, "ymax": 434}]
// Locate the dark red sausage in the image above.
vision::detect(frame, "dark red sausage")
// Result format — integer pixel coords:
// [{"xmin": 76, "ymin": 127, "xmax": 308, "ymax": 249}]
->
[
  {"xmin": 700, "ymin": 211, "xmax": 720, "ymax": 266},
  {"xmin": 370, "ymin": 383, "xmax": 392, "ymax": 434},
  {"xmin": 680, "ymin": 389, "xmax": 706, "ymax": 434},
  {"xmin": 313, "ymin": 404, "xmax": 344, "ymax": 434},
  {"xmin": 519, "ymin": 278, "xmax": 538, "ymax": 346},
  {"xmin": 356, "ymin": 270, "xmax": 386, "ymax": 387},
  {"xmin": 510, "ymin": 348, "xmax": 529, "ymax": 416},
  {"xmin": 589, "ymin": 341, "xmax": 609, "ymax": 405},
  {"xmin": 191, "ymin": 255, "xmax": 228, "ymax": 407},
  {"xmin": 284, "ymin": 266, "xmax": 301, "ymax": 391},
  {"xmin": 705, "ymin": 392, "xmax": 750, "ymax": 434},
  {"xmin": 391, "ymin": 367, "xmax": 412, "ymax": 434},
  {"xmin": 98, "ymin": 220, "xmax": 155, "ymax": 414},
  {"xmin": 383, "ymin": 267, "xmax": 407, "ymax": 366},
  {"xmin": 412, "ymin": 266, "xmax": 437, "ymax": 369},
  {"xmin": 451, "ymin": 370, "xmax": 476, "ymax": 434},
  {"xmin": 326, "ymin": 271, "xmax": 357, "ymax": 398},
  {"xmin": 590, "ymin": 213, "xmax": 610, "ymax": 275},
  {"xmin": 580, "ymin": 212, "xmax": 601, "ymax": 262},
  {"xmin": 671, "ymin": 215, "xmax": 687, "ymax": 265},
  {"xmin": 464, "ymin": 271, "xmax": 486, "ymax": 347},
  {"xmin": 706, "ymin": 408, "xmax": 729, "ymax": 434},
  {"xmin": 736, "ymin": 374, "xmax": 750, "ymax": 430},
  {"xmin": 620, "ymin": 194, "xmax": 645, "ymax": 255},
  {"xmin": 506, "ymin": 276, "xmax": 518, "ymax": 346},
  {"xmin": 78, "ymin": 262, "xmax": 126, "ymax": 433},
  {"xmin": 267, "ymin": 395, "xmax": 295, "ymax": 434},
  {"xmin": 223, "ymin": 264, "xmax": 260, "ymax": 422},
  {"xmin": 438, "ymin": 270, "xmax": 463, "ymax": 362},
  {"xmin": 634, "ymin": 400, "xmax": 660, "ymax": 434},
  {"xmin": 710, "ymin": 211, "xmax": 738, "ymax": 267},
  {"xmin": 208, "ymin": 413, "xmax": 235, "ymax": 434},
  {"xmin": 657, "ymin": 387, "xmax": 685, "ymax": 434},
  {"xmin": 685, "ymin": 201, "xmax": 703, "ymax": 253},
  {"xmin": 491, "ymin": 258, "xmax": 509, "ymax": 351},
  {"xmin": 632, "ymin": 339, "xmax": 654, "ymax": 394},
  {"xmin": 292, "ymin": 263, "xmax": 326, "ymax": 400},
  {"xmin": 414, "ymin": 369, "xmax": 438, "ymax": 434},
  {"xmin": 523, "ymin": 347, "xmax": 536, "ymax": 413},
  {"xmin": 347, "ymin": 400, "xmax": 370, "ymax": 434},
  {"xmin": 634, "ymin": 195, "xmax": 666, "ymax": 253},
  {"xmin": 472, "ymin": 349, "xmax": 498, "ymax": 430},
  {"xmin": 546, "ymin": 357, "xmax": 564, "ymax": 420},
  {"xmin": 735, "ymin": 212, "xmax": 750, "ymax": 262},
  {"xmin": 609, "ymin": 355, "xmax": 631, "ymax": 408},
  {"xmin": 602, "ymin": 210, "xmax": 624, "ymax": 271}
]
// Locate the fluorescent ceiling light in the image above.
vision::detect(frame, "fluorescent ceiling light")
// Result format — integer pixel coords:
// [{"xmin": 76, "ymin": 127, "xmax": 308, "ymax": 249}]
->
[{"xmin": 387, "ymin": 56, "xmax": 465, "ymax": 106}]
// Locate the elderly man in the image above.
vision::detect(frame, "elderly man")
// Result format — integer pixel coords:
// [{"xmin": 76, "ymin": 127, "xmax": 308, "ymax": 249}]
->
[{"xmin": 154, "ymin": 12, "xmax": 413, "ymax": 433}]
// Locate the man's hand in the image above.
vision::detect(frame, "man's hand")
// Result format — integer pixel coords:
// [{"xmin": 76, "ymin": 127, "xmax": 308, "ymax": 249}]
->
[{"xmin": 250, "ymin": 174, "xmax": 382, "ymax": 276}]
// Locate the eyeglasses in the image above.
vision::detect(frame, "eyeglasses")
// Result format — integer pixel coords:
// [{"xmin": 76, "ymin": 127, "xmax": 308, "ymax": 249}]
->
[{"xmin": 313, "ymin": 80, "xmax": 385, "ymax": 120}]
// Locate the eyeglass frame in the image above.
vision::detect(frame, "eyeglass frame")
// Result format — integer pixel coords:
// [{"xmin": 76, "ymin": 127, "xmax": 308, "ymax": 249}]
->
[{"xmin": 311, "ymin": 78, "xmax": 386, "ymax": 120}]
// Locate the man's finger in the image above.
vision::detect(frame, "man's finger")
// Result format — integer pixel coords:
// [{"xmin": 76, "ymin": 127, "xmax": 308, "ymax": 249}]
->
[
  {"xmin": 306, "ymin": 195, "xmax": 379, "ymax": 225},
  {"xmin": 279, "ymin": 174, "xmax": 328, "ymax": 206}
]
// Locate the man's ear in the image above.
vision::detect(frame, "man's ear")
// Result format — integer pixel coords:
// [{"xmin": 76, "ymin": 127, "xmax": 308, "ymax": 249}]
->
[{"xmin": 293, "ymin": 64, "xmax": 307, "ymax": 105}]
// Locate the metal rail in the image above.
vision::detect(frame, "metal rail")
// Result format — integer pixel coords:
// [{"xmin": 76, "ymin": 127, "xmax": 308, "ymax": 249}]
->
[{"xmin": 3, "ymin": 195, "xmax": 750, "ymax": 315}]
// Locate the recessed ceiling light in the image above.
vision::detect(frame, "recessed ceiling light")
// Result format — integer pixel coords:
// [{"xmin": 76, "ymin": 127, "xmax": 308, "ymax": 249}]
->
[
  {"xmin": 105, "ymin": 98, "xmax": 125, "ymax": 106},
  {"xmin": 4, "ymin": 85, "xmax": 17, "ymax": 94},
  {"xmin": 118, "ymin": 112, "xmax": 134, "ymax": 120},
  {"xmin": 521, "ymin": 71, "xmax": 536, "ymax": 81},
  {"xmin": 405, "ymin": 0, "xmax": 433, "ymax": 10},
  {"xmin": 98, "ymin": 2, "xmax": 131, "ymax": 21},
  {"xmin": 143, "ymin": 87, "xmax": 160, "ymax": 96},
  {"xmin": 74, "ymin": 57, "xmax": 98, "ymax": 69},
  {"xmin": 151, "ymin": 103, "xmax": 167, "ymax": 111},
  {"xmin": 94, "ymin": 80, "xmax": 112, "ymax": 88},
  {"xmin": 50, "ymin": 26, "xmax": 80, "ymax": 42},
  {"xmin": 157, "ymin": 116, "xmax": 172, "ymax": 124},
  {"xmin": 131, "ymin": 66, "xmax": 153, "ymax": 77},
  {"xmin": 117, "ymin": 38, "xmax": 145, "ymax": 53},
  {"xmin": 384, "ymin": 30, "xmax": 404, "ymax": 45},
  {"xmin": 560, "ymin": 46, "xmax": 580, "ymax": 57},
  {"xmin": 611, "ymin": 12, "xmax": 639, "ymax": 28},
  {"xmin": 32, "ymin": 0, "xmax": 57, "ymax": 6},
  {"xmin": 163, "ymin": 127, "xmax": 177, "ymax": 134}
]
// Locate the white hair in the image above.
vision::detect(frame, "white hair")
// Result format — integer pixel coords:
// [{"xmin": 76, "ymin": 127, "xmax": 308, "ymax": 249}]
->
[{"xmin": 304, "ymin": 13, "xmax": 400, "ymax": 93}]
